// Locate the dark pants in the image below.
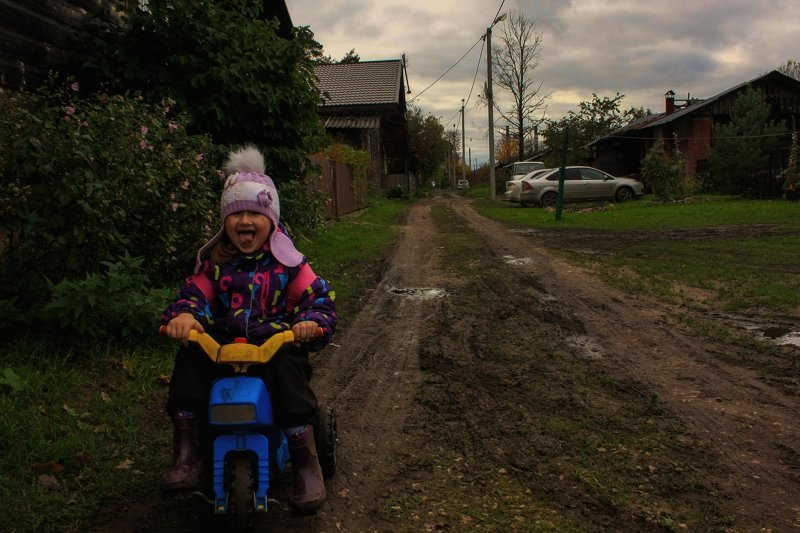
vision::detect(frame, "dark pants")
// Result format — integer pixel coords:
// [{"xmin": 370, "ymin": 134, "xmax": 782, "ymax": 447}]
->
[{"xmin": 166, "ymin": 342, "xmax": 319, "ymax": 428}]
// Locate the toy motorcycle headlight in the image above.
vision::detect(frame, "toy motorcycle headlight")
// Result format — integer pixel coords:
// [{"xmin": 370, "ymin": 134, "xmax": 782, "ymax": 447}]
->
[
  {"xmin": 208, "ymin": 376, "xmax": 274, "ymax": 428},
  {"xmin": 210, "ymin": 403, "xmax": 256, "ymax": 423}
]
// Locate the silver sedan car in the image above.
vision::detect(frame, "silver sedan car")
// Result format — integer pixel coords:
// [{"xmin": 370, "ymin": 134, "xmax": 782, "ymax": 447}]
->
[
  {"xmin": 520, "ymin": 166, "xmax": 644, "ymax": 207},
  {"xmin": 503, "ymin": 168, "xmax": 552, "ymax": 205}
]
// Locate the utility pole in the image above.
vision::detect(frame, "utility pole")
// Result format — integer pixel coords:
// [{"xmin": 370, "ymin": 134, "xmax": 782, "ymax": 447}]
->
[
  {"xmin": 486, "ymin": 13, "xmax": 506, "ymax": 200},
  {"xmin": 461, "ymin": 98, "xmax": 466, "ymax": 185}
]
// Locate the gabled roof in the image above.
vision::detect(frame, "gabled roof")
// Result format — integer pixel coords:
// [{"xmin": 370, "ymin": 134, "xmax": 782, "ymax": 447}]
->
[
  {"xmin": 588, "ymin": 70, "xmax": 800, "ymax": 147},
  {"xmin": 314, "ymin": 60, "xmax": 404, "ymax": 107}
]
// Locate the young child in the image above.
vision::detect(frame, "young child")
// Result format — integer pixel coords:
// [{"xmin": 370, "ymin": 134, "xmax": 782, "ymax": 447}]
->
[{"xmin": 160, "ymin": 146, "xmax": 336, "ymax": 511}]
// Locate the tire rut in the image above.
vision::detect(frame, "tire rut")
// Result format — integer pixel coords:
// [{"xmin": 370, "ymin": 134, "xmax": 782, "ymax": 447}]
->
[{"xmin": 453, "ymin": 196, "xmax": 800, "ymax": 531}]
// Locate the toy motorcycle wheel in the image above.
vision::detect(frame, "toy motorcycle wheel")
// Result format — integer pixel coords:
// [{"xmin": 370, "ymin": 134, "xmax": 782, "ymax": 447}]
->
[
  {"xmin": 314, "ymin": 406, "xmax": 337, "ymax": 479},
  {"xmin": 229, "ymin": 454, "xmax": 254, "ymax": 529}
]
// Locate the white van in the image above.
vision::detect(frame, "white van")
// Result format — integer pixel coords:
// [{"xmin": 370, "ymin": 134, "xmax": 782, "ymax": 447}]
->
[{"xmin": 510, "ymin": 161, "xmax": 545, "ymax": 179}]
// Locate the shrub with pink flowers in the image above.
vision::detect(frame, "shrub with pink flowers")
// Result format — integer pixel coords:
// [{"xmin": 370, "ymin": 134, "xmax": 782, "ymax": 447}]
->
[{"xmin": 0, "ymin": 79, "xmax": 221, "ymax": 330}]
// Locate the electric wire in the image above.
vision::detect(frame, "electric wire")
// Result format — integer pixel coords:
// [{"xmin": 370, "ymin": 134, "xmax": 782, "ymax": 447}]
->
[{"xmin": 407, "ymin": 38, "xmax": 483, "ymax": 104}]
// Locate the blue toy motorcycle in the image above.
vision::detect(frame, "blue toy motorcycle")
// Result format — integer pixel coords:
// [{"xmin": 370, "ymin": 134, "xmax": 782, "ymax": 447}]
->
[{"xmin": 161, "ymin": 328, "xmax": 337, "ymax": 527}]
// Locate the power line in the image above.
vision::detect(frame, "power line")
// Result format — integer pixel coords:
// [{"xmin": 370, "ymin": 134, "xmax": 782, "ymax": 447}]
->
[
  {"xmin": 465, "ymin": 37, "xmax": 486, "ymax": 108},
  {"xmin": 408, "ymin": 38, "xmax": 483, "ymax": 104}
]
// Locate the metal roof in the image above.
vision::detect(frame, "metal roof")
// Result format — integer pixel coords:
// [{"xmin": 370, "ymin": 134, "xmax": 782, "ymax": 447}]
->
[
  {"xmin": 314, "ymin": 60, "xmax": 404, "ymax": 107},
  {"xmin": 588, "ymin": 70, "xmax": 800, "ymax": 146}
]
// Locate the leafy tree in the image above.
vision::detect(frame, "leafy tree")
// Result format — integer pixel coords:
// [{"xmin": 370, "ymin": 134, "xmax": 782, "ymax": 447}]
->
[
  {"xmin": 312, "ymin": 48, "xmax": 361, "ymax": 65},
  {"xmin": 708, "ymin": 85, "xmax": 786, "ymax": 196},
  {"xmin": 542, "ymin": 93, "xmax": 648, "ymax": 167},
  {"xmin": 778, "ymin": 59, "xmax": 800, "ymax": 80},
  {"xmin": 67, "ymin": 0, "xmax": 326, "ymax": 177},
  {"xmin": 490, "ymin": 9, "xmax": 549, "ymax": 161},
  {"xmin": 406, "ymin": 106, "xmax": 448, "ymax": 186}
]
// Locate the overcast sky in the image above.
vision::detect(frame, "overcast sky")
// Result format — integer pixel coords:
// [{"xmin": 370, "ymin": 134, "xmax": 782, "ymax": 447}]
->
[{"xmin": 289, "ymin": 0, "xmax": 800, "ymax": 165}]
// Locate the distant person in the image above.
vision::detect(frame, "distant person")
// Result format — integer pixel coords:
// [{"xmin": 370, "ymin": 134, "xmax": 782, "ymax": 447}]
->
[{"xmin": 160, "ymin": 146, "xmax": 337, "ymax": 511}]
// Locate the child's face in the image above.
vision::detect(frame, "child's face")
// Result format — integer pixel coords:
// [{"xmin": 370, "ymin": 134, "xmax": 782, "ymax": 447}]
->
[{"xmin": 224, "ymin": 211, "xmax": 272, "ymax": 254}]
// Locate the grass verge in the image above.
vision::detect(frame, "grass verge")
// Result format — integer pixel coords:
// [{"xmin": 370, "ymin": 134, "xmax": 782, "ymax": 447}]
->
[
  {"xmin": 474, "ymin": 195, "xmax": 800, "ymax": 313},
  {"xmin": 0, "ymin": 195, "xmax": 411, "ymax": 532}
]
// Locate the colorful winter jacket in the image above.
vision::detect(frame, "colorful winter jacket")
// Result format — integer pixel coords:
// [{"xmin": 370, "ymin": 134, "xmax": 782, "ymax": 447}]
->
[{"xmin": 161, "ymin": 241, "xmax": 336, "ymax": 348}]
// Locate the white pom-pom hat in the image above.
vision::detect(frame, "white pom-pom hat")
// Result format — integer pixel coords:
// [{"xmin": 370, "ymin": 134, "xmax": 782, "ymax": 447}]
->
[{"xmin": 194, "ymin": 146, "xmax": 303, "ymax": 271}]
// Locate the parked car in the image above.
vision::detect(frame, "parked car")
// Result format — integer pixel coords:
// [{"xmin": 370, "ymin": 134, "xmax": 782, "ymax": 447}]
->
[
  {"xmin": 503, "ymin": 168, "xmax": 552, "ymax": 205},
  {"xmin": 456, "ymin": 179, "xmax": 470, "ymax": 189},
  {"xmin": 519, "ymin": 166, "xmax": 644, "ymax": 207},
  {"xmin": 509, "ymin": 160, "xmax": 545, "ymax": 179}
]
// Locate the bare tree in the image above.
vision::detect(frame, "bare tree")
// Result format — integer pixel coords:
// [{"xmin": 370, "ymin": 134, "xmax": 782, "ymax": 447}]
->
[{"xmin": 491, "ymin": 9, "xmax": 549, "ymax": 161}]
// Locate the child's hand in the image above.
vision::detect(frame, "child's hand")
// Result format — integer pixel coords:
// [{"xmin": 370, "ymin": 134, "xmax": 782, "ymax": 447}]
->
[
  {"xmin": 165, "ymin": 313, "xmax": 205, "ymax": 345},
  {"xmin": 292, "ymin": 321, "xmax": 323, "ymax": 347}
]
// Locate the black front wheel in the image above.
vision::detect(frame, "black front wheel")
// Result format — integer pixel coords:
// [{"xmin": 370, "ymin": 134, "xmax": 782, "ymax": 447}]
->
[
  {"xmin": 314, "ymin": 407, "xmax": 337, "ymax": 479},
  {"xmin": 229, "ymin": 455, "xmax": 254, "ymax": 529},
  {"xmin": 615, "ymin": 187, "xmax": 633, "ymax": 202}
]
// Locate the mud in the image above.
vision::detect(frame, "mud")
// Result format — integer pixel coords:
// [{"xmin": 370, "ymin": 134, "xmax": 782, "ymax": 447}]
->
[{"xmin": 93, "ymin": 195, "xmax": 800, "ymax": 532}]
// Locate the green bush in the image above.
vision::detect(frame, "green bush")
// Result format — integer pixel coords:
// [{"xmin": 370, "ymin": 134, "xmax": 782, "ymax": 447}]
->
[
  {"xmin": 0, "ymin": 79, "xmax": 220, "ymax": 317},
  {"xmin": 641, "ymin": 142, "xmax": 694, "ymax": 201},
  {"xmin": 279, "ymin": 179, "xmax": 327, "ymax": 236},
  {"xmin": 42, "ymin": 253, "xmax": 170, "ymax": 341}
]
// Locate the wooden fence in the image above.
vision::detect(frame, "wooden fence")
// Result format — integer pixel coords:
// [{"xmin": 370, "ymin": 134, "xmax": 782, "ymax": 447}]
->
[{"xmin": 306, "ymin": 154, "xmax": 368, "ymax": 220}]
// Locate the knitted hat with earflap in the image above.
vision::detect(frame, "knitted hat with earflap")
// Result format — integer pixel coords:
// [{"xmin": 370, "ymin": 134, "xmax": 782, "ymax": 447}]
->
[{"xmin": 194, "ymin": 146, "xmax": 303, "ymax": 272}]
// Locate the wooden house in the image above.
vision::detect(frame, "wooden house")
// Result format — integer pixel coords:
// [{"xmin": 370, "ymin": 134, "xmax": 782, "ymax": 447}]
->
[
  {"xmin": 588, "ymin": 70, "xmax": 800, "ymax": 196},
  {"xmin": 314, "ymin": 59, "xmax": 411, "ymax": 192}
]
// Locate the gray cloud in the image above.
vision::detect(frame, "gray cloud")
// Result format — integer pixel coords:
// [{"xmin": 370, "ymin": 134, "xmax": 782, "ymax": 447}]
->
[{"xmin": 289, "ymin": 0, "xmax": 800, "ymax": 164}]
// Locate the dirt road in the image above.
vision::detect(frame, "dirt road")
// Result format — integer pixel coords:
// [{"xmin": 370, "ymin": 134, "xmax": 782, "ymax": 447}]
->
[{"xmin": 125, "ymin": 195, "xmax": 799, "ymax": 532}]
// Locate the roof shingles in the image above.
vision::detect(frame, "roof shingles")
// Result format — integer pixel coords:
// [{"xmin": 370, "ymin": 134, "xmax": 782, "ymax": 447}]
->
[{"xmin": 314, "ymin": 60, "xmax": 403, "ymax": 107}]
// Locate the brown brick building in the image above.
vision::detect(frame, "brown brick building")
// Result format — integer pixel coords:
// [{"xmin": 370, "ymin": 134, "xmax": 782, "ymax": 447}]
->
[{"xmin": 588, "ymin": 70, "xmax": 800, "ymax": 196}]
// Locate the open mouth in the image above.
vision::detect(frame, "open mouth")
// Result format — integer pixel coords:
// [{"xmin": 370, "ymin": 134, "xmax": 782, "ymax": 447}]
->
[{"xmin": 237, "ymin": 229, "xmax": 256, "ymax": 246}]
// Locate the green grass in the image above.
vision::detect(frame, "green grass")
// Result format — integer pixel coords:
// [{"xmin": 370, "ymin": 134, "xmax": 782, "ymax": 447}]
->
[
  {"xmin": 475, "ymin": 195, "xmax": 800, "ymax": 231},
  {"xmin": 473, "ymin": 195, "xmax": 800, "ymax": 312},
  {"xmin": 0, "ymin": 339, "xmax": 174, "ymax": 532},
  {"xmin": 0, "ymin": 195, "xmax": 412, "ymax": 532}
]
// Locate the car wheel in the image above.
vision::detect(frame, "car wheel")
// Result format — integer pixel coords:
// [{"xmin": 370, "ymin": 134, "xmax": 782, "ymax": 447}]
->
[
  {"xmin": 539, "ymin": 192, "xmax": 557, "ymax": 208},
  {"xmin": 520, "ymin": 198, "xmax": 534, "ymax": 208},
  {"xmin": 615, "ymin": 187, "xmax": 633, "ymax": 202}
]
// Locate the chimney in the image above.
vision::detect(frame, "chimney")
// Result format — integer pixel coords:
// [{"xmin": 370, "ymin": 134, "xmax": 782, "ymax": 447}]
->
[{"xmin": 665, "ymin": 90, "xmax": 676, "ymax": 115}]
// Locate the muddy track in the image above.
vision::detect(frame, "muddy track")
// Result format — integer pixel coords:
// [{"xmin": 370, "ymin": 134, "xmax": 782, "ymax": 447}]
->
[
  {"xmin": 454, "ymin": 196, "xmax": 800, "ymax": 530},
  {"xmin": 106, "ymin": 196, "xmax": 799, "ymax": 532}
]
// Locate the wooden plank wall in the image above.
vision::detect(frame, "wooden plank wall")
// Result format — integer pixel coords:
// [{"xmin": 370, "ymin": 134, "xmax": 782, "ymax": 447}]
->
[{"xmin": 0, "ymin": 0, "xmax": 126, "ymax": 90}]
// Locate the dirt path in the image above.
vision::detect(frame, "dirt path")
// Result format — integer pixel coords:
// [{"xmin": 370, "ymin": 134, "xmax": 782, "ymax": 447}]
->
[
  {"xmin": 277, "ymin": 195, "xmax": 800, "ymax": 532},
  {"xmin": 117, "ymin": 195, "xmax": 799, "ymax": 532},
  {"xmin": 452, "ymin": 196, "xmax": 800, "ymax": 531}
]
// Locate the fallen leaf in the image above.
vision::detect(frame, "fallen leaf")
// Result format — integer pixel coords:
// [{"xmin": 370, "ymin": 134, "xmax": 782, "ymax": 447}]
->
[
  {"xmin": 100, "ymin": 391, "xmax": 110, "ymax": 402},
  {"xmin": 38, "ymin": 474, "xmax": 61, "ymax": 491},
  {"xmin": 31, "ymin": 460, "xmax": 63, "ymax": 474},
  {"xmin": 157, "ymin": 374, "xmax": 171, "ymax": 385},
  {"xmin": 115, "ymin": 459, "xmax": 134, "ymax": 470},
  {"xmin": 74, "ymin": 451, "xmax": 90, "ymax": 463}
]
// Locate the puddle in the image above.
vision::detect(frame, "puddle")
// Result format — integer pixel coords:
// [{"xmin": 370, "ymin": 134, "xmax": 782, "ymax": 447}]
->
[
  {"xmin": 502, "ymin": 254, "xmax": 532, "ymax": 265},
  {"xmin": 388, "ymin": 287, "xmax": 447, "ymax": 300},
  {"xmin": 761, "ymin": 327, "xmax": 800, "ymax": 348},
  {"xmin": 565, "ymin": 334, "xmax": 604, "ymax": 360},
  {"xmin": 731, "ymin": 316, "xmax": 800, "ymax": 349}
]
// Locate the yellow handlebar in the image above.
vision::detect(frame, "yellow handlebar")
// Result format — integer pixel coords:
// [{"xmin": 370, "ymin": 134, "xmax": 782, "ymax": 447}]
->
[{"xmin": 187, "ymin": 330, "xmax": 296, "ymax": 371}]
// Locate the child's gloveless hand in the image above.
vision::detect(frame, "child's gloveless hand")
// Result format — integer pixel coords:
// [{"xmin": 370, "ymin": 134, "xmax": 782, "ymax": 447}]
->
[
  {"xmin": 292, "ymin": 321, "xmax": 322, "ymax": 347},
  {"xmin": 165, "ymin": 313, "xmax": 205, "ymax": 345}
]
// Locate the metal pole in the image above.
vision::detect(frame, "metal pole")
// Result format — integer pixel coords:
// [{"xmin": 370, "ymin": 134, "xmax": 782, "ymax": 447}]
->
[
  {"xmin": 461, "ymin": 99, "xmax": 466, "ymax": 185},
  {"xmin": 556, "ymin": 128, "xmax": 568, "ymax": 221},
  {"xmin": 486, "ymin": 26, "xmax": 496, "ymax": 200}
]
